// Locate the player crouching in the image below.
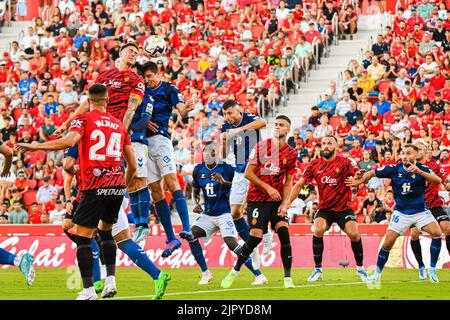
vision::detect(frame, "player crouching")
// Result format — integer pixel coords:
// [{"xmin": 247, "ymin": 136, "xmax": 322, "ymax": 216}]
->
[
  {"xmin": 222, "ymin": 115, "xmax": 297, "ymax": 289},
  {"xmin": 187, "ymin": 141, "xmax": 267, "ymax": 285}
]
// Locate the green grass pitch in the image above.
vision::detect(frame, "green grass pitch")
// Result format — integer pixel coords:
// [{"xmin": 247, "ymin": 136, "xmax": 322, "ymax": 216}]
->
[{"xmin": 0, "ymin": 267, "xmax": 450, "ymax": 300}]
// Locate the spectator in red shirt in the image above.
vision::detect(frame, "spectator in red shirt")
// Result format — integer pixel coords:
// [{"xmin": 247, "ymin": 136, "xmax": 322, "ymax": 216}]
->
[
  {"xmin": 430, "ymin": 67, "xmax": 445, "ymax": 90},
  {"xmin": 28, "ymin": 202, "xmax": 43, "ymax": 224},
  {"xmin": 335, "ymin": 116, "xmax": 351, "ymax": 138}
]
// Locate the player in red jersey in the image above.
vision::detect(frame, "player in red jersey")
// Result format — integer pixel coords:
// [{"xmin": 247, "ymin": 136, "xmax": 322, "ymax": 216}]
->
[
  {"xmin": 283, "ymin": 135, "xmax": 368, "ymax": 282},
  {"xmin": 16, "ymin": 84, "xmax": 137, "ymax": 300},
  {"xmin": 221, "ymin": 115, "xmax": 297, "ymax": 289},
  {"xmin": 409, "ymin": 141, "xmax": 450, "ymax": 280},
  {"xmin": 55, "ymin": 42, "xmax": 144, "ymax": 132}
]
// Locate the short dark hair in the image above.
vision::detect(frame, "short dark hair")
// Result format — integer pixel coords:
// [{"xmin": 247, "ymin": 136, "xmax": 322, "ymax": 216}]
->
[
  {"xmin": 222, "ymin": 99, "xmax": 239, "ymax": 110},
  {"xmin": 140, "ymin": 61, "xmax": 158, "ymax": 75},
  {"xmin": 403, "ymin": 143, "xmax": 418, "ymax": 152},
  {"xmin": 323, "ymin": 135, "xmax": 337, "ymax": 143},
  {"xmin": 203, "ymin": 140, "xmax": 216, "ymax": 149},
  {"xmin": 120, "ymin": 42, "xmax": 139, "ymax": 52},
  {"xmin": 275, "ymin": 115, "xmax": 291, "ymax": 126},
  {"xmin": 88, "ymin": 84, "xmax": 107, "ymax": 96}
]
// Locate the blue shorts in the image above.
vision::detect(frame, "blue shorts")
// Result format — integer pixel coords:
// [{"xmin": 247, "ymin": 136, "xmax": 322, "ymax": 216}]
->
[{"xmin": 64, "ymin": 145, "xmax": 78, "ymax": 159}]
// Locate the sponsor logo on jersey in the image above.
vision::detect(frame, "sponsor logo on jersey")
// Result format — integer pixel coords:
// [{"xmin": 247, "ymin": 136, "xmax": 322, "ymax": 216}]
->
[
  {"xmin": 321, "ymin": 176, "xmax": 338, "ymax": 185},
  {"xmin": 70, "ymin": 119, "xmax": 83, "ymax": 128},
  {"xmin": 264, "ymin": 162, "xmax": 280, "ymax": 174},
  {"xmin": 104, "ymin": 79, "xmax": 122, "ymax": 88}
]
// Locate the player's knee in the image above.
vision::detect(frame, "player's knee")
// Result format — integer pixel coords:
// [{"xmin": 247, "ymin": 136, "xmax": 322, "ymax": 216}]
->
[
  {"xmin": 223, "ymin": 237, "xmax": 239, "ymax": 251},
  {"xmin": 191, "ymin": 226, "xmax": 205, "ymax": 239},
  {"xmin": 165, "ymin": 175, "xmax": 181, "ymax": 192},
  {"xmin": 149, "ymin": 183, "xmax": 164, "ymax": 202},
  {"xmin": 231, "ymin": 210, "xmax": 242, "ymax": 220},
  {"xmin": 129, "ymin": 178, "xmax": 147, "ymax": 193},
  {"xmin": 314, "ymin": 227, "xmax": 326, "ymax": 237},
  {"xmin": 410, "ymin": 228, "xmax": 420, "ymax": 240},
  {"xmin": 346, "ymin": 230, "xmax": 360, "ymax": 242},
  {"xmin": 276, "ymin": 226, "xmax": 290, "ymax": 245},
  {"xmin": 114, "ymin": 229, "xmax": 130, "ymax": 243},
  {"xmin": 249, "ymin": 228, "xmax": 264, "ymax": 238},
  {"xmin": 97, "ymin": 228, "xmax": 114, "ymax": 241}
]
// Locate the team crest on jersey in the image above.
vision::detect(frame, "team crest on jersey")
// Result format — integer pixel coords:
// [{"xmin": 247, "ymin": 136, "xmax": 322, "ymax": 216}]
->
[
  {"xmin": 93, "ymin": 168, "xmax": 102, "ymax": 177},
  {"xmin": 336, "ymin": 168, "xmax": 340, "ymax": 173},
  {"xmin": 252, "ymin": 218, "xmax": 257, "ymax": 225},
  {"xmin": 124, "ymin": 76, "xmax": 130, "ymax": 82},
  {"xmin": 283, "ymin": 158, "xmax": 287, "ymax": 165}
]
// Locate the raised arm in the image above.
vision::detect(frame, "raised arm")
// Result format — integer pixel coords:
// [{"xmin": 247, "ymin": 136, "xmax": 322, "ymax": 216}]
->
[
  {"xmin": 55, "ymin": 100, "xmax": 89, "ymax": 136},
  {"xmin": 346, "ymin": 170, "xmax": 375, "ymax": 187},
  {"xmin": 122, "ymin": 95, "xmax": 142, "ymax": 132},
  {"xmin": 122, "ymin": 144, "xmax": 137, "ymax": 186},
  {"xmin": 16, "ymin": 131, "xmax": 82, "ymax": 151}
]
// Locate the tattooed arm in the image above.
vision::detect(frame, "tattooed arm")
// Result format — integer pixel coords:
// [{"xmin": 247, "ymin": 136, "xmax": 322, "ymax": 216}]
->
[{"xmin": 123, "ymin": 95, "xmax": 141, "ymax": 132}]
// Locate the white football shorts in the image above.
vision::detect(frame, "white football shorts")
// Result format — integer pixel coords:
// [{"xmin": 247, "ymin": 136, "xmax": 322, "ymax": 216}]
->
[
  {"xmin": 229, "ymin": 171, "xmax": 249, "ymax": 205},
  {"xmin": 146, "ymin": 135, "xmax": 177, "ymax": 184},
  {"xmin": 112, "ymin": 197, "xmax": 130, "ymax": 237},
  {"xmin": 192, "ymin": 213, "xmax": 238, "ymax": 242},
  {"xmin": 132, "ymin": 142, "xmax": 149, "ymax": 179},
  {"xmin": 388, "ymin": 210, "xmax": 437, "ymax": 236}
]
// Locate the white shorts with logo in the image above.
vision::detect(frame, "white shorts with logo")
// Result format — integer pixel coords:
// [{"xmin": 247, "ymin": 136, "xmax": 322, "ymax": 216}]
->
[
  {"xmin": 230, "ymin": 171, "xmax": 249, "ymax": 205},
  {"xmin": 112, "ymin": 197, "xmax": 130, "ymax": 237},
  {"xmin": 192, "ymin": 213, "xmax": 238, "ymax": 242},
  {"xmin": 132, "ymin": 142, "xmax": 149, "ymax": 179},
  {"xmin": 146, "ymin": 135, "xmax": 177, "ymax": 184},
  {"xmin": 388, "ymin": 210, "xmax": 437, "ymax": 236}
]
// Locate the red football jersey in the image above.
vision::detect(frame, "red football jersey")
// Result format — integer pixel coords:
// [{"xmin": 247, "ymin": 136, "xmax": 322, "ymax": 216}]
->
[
  {"xmin": 302, "ymin": 155, "xmax": 360, "ymax": 212},
  {"xmin": 69, "ymin": 110, "xmax": 131, "ymax": 191},
  {"xmin": 425, "ymin": 159, "xmax": 447, "ymax": 209},
  {"xmin": 246, "ymin": 139, "xmax": 297, "ymax": 202},
  {"xmin": 95, "ymin": 67, "xmax": 145, "ymax": 121}
]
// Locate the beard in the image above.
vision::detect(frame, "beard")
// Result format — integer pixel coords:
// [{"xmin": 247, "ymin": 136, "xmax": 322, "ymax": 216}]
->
[{"xmin": 321, "ymin": 149, "xmax": 335, "ymax": 159}]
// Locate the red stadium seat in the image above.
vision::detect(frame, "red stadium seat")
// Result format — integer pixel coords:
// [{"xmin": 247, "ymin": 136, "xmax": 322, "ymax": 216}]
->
[
  {"xmin": 377, "ymin": 80, "xmax": 390, "ymax": 93},
  {"xmin": 356, "ymin": 214, "xmax": 365, "ymax": 223},
  {"xmin": 229, "ymin": 13, "xmax": 241, "ymax": 24},
  {"xmin": 187, "ymin": 60, "xmax": 198, "ymax": 72},
  {"xmin": 26, "ymin": 179, "xmax": 37, "ymax": 190},
  {"xmin": 251, "ymin": 25, "xmax": 265, "ymax": 40},
  {"xmin": 23, "ymin": 190, "xmax": 37, "ymax": 209},
  {"xmin": 329, "ymin": 116, "xmax": 341, "ymax": 129},
  {"xmin": 12, "ymin": 108, "xmax": 23, "ymax": 122},
  {"xmin": 294, "ymin": 215, "xmax": 306, "ymax": 223},
  {"xmin": 236, "ymin": 93, "xmax": 247, "ymax": 104}
]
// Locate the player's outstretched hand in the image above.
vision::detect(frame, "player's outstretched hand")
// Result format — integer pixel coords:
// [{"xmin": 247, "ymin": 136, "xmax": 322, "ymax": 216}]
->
[
  {"xmin": 185, "ymin": 98, "xmax": 195, "ymax": 112},
  {"xmin": 54, "ymin": 124, "xmax": 68, "ymax": 137},
  {"xmin": 211, "ymin": 173, "xmax": 225, "ymax": 184},
  {"xmin": 265, "ymin": 185, "xmax": 281, "ymax": 201},
  {"xmin": 405, "ymin": 163, "xmax": 421, "ymax": 174},
  {"xmin": 345, "ymin": 176, "xmax": 359, "ymax": 187},
  {"xmin": 193, "ymin": 204, "xmax": 203, "ymax": 214},
  {"xmin": 147, "ymin": 121, "xmax": 159, "ymax": 133},
  {"xmin": 15, "ymin": 141, "xmax": 40, "ymax": 152}
]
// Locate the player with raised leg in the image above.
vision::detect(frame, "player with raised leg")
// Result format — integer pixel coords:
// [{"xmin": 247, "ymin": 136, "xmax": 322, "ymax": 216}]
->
[
  {"xmin": 221, "ymin": 100, "xmax": 268, "ymax": 269},
  {"xmin": 0, "ymin": 142, "xmax": 34, "ymax": 286},
  {"xmin": 283, "ymin": 135, "xmax": 368, "ymax": 282},
  {"xmin": 221, "ymin": 115, "xmax": 297, "ymax": 289},
  {"xmin": 140, "ymin": 61, "xmax": 194, "ymax": 257},
  {"xmin": 189, "ymin": 141, "xmax": 268, "ymax": 285},
  {"xmin": 347, "ymin": 144, "xmax": 442, "ymax": 283}
]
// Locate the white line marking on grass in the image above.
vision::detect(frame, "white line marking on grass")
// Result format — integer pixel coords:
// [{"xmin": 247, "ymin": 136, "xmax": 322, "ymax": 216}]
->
[{"xmin": 110, "ymin": 280, "xmax": 424, "ymax": 300}]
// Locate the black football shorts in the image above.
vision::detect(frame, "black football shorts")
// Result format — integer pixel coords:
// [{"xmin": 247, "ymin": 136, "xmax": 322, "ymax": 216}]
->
[
  {"xmin": 430, "ymin": 207, "xmax": 450, "ymax": 222},
  {"xmin": 246, "ymin": 201, "xmax": 289, "ymax": 232},
  {"xmin": 315, "ymin": 209, "xmax": 357, "ymax": 231},
  {"xmin": 72, "ymin": 187, "xmax": 126, "ymax": 228}
]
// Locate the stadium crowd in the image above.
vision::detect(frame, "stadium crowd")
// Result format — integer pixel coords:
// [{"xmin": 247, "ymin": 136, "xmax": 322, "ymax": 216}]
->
[{"xmin": 0, "ymin": 0, "xmax": 446, "ymax": 227}]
